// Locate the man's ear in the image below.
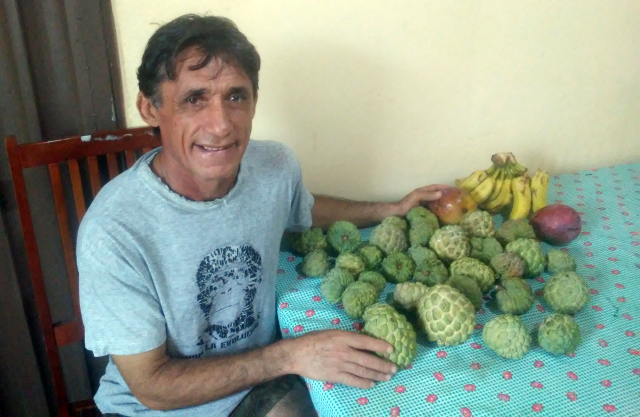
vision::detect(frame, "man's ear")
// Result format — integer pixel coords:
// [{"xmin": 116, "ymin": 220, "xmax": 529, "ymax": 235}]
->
[
  {"xmin": 137, "ymin": 92, "xmax": 160, "ymax": 127},
  {"xmin": 251, "ymin": 92, "xmax": 259, "ymax": 117}
]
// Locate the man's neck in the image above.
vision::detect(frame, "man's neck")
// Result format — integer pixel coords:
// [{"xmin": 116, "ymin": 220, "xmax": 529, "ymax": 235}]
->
[{"xmin": 151, "ymin": 151, "xmax": 238, "ymax": 202}]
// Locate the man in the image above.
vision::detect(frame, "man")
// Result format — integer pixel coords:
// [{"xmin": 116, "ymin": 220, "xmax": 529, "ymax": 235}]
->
[{"xmin": 77, "ymin": 13, "xmax": 447, "ymax": 416}]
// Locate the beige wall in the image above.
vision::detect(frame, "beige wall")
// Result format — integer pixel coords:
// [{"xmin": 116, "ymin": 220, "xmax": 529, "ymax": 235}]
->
[{"xmin": 111, "ymin": 1, "xmax": 640, "ymax": 201}]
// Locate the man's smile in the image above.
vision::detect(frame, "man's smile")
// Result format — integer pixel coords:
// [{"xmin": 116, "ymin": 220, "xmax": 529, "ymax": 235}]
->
[
  {"xmin": 193, "ymin": 142, "xmax": 239, "ymax": 161},
  {"xmin": 195, "ymin": 143, "xmax": 235, "ymax": 152}
]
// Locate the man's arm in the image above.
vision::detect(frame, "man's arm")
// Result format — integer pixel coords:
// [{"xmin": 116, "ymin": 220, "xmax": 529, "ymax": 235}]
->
[
  {"xmin": 311, "ymin": 195, "xmax": 401, "ymax": 229},
  {"xmin": 311, "ymin": 184, "xmax": 450, "ymax": 229},
  {"xmin": 114, "ymin": 330, "xmax": 396, "ymax": 411}
]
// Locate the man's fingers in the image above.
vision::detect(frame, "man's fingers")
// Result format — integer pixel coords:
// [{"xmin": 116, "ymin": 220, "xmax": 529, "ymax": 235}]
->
[
  {"xmin": 427, "ymin": 184, "xmax": 452, "ymax": 191},
  {"xmin": 414, "ymin": 184, "xmax": 450, "ymax": 193},
  {"xmin": 346, "ymin": 349, "xmax": 397, "ymax": 375},
  {"xmin": 343, "ymin": 361, "xmax": 393, "ymax": 382},
  {"xmin": 342, "ymin": 332, "xmax": 393, "ymax": 355},
  {"xmin": 408, "ymin": 185, "xmax": 452, "ymax": 203},
  {"xmin": 335, "ymin": 372, "xmax": 375, "ymax": 389},
  {"xmin": 421, "ymin": 192, "xmax": 443, "ymax": 201},
  {"xmin": 419, "ymin": 185, "xmax": 451, "ymax": 198}
]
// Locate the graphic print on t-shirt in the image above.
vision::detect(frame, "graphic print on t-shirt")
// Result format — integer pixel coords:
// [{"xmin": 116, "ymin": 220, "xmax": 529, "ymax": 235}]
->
[{"xmin": 193, "ymin": 245, "xmax": 262, "ymax": 356}]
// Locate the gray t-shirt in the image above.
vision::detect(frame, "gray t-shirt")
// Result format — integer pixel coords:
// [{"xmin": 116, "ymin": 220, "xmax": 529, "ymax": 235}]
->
[{"xmin": 77, "ymin": 140, "xmax": 314, "ymax": 416}]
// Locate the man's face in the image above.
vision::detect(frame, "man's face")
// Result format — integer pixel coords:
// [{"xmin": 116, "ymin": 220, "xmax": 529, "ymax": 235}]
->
[{"xmin": 142, "ymin": 50, "xmax": 257, "ymax": 186}]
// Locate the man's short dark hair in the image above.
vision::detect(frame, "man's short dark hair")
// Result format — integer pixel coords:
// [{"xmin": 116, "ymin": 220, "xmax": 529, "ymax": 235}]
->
[{"xmin": 137, "ymin": 14, "xmax": 261, "ymax": 108}]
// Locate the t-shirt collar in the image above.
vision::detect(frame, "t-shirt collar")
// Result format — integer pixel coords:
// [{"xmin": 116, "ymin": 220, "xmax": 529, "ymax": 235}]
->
[{"xmin": 136, "ymin": 146, "xmax": 246, "ymax": 210}]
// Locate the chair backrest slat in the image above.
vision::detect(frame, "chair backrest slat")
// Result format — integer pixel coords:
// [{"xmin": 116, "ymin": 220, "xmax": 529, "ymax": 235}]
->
[
  {"xmin": 106, "ymin": 153, "xmax": 119, "ymax": 179},
  {"xmin": 67, "ymin": 159, "xmax": 87, "ymax": 223},
  {"xmin": 48, "ymin": 162, "xmax": 82, "ymax": 321},
  {"xmin": 54, "ymin": 320, "xmax": 84, "ymax": 347},
  {"xmin": 87, "ymin": 156, "xmax": 102, "ymax": 197},
  {"xmin": 125, "ymin": 150, "xmax": 136, "ymax": 168}
]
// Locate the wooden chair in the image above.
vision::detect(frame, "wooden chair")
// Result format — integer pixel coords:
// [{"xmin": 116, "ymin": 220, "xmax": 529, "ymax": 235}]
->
[{"xmin": 4, "ymin": 127, "xmax": 161, "ymax": 416}]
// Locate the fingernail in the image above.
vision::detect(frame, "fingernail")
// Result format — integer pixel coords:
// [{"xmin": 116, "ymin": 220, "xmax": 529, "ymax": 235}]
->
[
  {"xmin": 386, "ymin": 374, "xmax": 392, "ymax": 381},
  {"xmin": 370, "ymin": 382, "xmax": 375, "ymax": 388},
  {"xmin": 391, "ymin": 365, "xmax": 398, "ymax": 374},
  {"xmin": 387, "ymin": 346, "xmax": 393, "ymax": 354}
]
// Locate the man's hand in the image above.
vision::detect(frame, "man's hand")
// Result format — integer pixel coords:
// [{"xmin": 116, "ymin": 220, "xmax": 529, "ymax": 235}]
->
[
  {"xmin": 285, "ymin": 330, "xmax": 397, "ymax": 389},
  {"xmin": 395, "ymin": 184, "xmax": 451, "ymax": 217}
]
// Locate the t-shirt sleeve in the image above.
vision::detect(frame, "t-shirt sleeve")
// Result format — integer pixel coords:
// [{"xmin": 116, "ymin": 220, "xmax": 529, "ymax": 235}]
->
[
  {"xmin": 77, "ymin": 224, "xmax": 166, "ymax": 357},
  {"xmin": 284, "ymin": 147, "xmax": 314, "ymax": 232}
]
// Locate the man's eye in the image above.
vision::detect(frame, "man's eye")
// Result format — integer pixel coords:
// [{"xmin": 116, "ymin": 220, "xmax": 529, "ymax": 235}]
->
[
  {"xmin": 188, "ymin": 97, "xmax": 199, "ymax": 105},
  {"xmin": 230, "ymin": 94, "xmax": 243, "ymax": 103}
]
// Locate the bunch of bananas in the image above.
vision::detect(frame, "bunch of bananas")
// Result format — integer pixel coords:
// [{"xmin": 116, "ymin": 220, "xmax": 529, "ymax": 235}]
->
[{"xmin": 455, "ymin": 153, "xmax": 549, "ymax": 219}]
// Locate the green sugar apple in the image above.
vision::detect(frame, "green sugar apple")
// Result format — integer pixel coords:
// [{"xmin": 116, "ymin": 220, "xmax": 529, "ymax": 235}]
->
[
  {"xmin": 450, "ymin": 256, "xmax": 496, "ymax": 293},
  {"xmin": 505, "ymin": 238, "xmax": 545, "ymax": 277},
  {"xmin": 320, "ymin": 268, "xmax": 355, "ymax": 304},
  {"xmin": 290, "ymin": 227, "xmax": 327, "ymax": 255},
  {"xmin": 407, "ymin": 246, "xmax": 439, "ymax": 266},
  {"xmin": 495, "ymin": 219, "xmax": 536, "ymax": 246},
  {"xmin": 393, "ymin": 282, "xmax": 428, "ymax": 311},
  {"xmin": 460, "ymin": 210, "xmax": 495, "ymax": 238},
  {"xmin": 362, "ymin": 304, "xmax": 418, "ymax": 369},
  {"xmin": 537, "ymin": 313, "xmax": 582, "ymax": 355},
  {"xmin": 483, "ymin": 314, "xmax": 531, "ymax": 359},
  {"xmin": 445, "ymin": 275, "xmax": 483, "ymax": 311},
  {"xmin": 546, "ymin": 249, "xmax": 577, "ymax": 274},
  {"xmin": 470, "ymin": 236, "xmax": 503, "ymax": 264},
  {"xmin": 406, "ymin": 206, "xmax": 429, "ymax": 223},
  {"xmin": 370, "ymin": 223, "xmax": 408, "ymax": 255},
  {"xmin": 362, "ymin": 302, "xmax": 397, "ymax": 322},
  {"xmin": 327, "ymin": 221, "xmax": 361, "ymax": 254},
  {"xmin": 543, "ymin": 271, "xmax": 589, "ymax": 314},
  {"xmin": 428, "ymin": 225, "xmax": 471, "ymax": 263},
  {"xmin": 413, "ymin": 259, "xmax": 449, "ymax": 286},
  {"xmin": 409, "ymin": 219, "xmax": 435, "ymax": 247},
  {"xmin": 357, "ymin": 244, "xmax": 384, "ymax": 271},
  {"xmin": 406, "ymin": 206, "xmax": 439, "ymax": 230},
  {"xmin": 495, "ymin": 277, "xmax": 534, "ymax": 315},
  {"xmin": 300, "ymin": 249, "xmax": 330, "ymax": 277},
  {"xmin": 417, "ymin": 284, "xmax": 476, "ymax": 346},
  {"xmin": 342, "ymin": 282, "xmax": 380, "ymax": 319},
  {"xmin": 358, "ymin": 271, "xmax": 387, "ymax": 293},
  {"xmin": 382, "ymin": 216, "xmax": 409, "ymax": 232},
  {"xmin": 490, "ymin": 252, "xmax": 525, "ymax": 278},
  {"xmin": 335, "ymin": 253, "xmax": 366, "ymax": 277},
  {"xmin": 381, "ymin": 252, "xmax": 416, "ymax": 283}
]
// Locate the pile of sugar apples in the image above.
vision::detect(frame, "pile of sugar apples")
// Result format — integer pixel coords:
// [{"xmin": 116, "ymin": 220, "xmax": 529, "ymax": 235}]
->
[{"xmin": 289, "ymin": 206, "xmax": 588, "ymax": 372}]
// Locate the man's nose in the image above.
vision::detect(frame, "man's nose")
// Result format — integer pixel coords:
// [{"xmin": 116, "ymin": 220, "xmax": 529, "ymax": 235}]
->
[{"xmin": 204, "ymin": 97, "xmax": 232, "ymax": 138}]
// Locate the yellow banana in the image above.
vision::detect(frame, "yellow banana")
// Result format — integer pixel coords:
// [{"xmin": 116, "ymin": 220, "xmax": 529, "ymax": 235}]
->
[
  {"xmin": 484, "ymin": 177, "xmax": 512, "ymax": 213},
  {"xmin": 487, "ymin": 168, "xmax": 504, "ymax": 202},
  {"xmin": 509, "ymin": 176, "xmax": 532, "ymax": 219},
  {"xmin": 484, "ymin": 171, "xmax": 507, "ymax": 205},
  {"xmin": 496, "ymin": 192, "xmax": 514, "ymax": 215},
  {"xmin": 455, "ymin": 170, "xmax": 488, "ymax": 192},
  {"xmin": 530, "ymin": 169, "xmax": 549, "ymax": 213},
  {"xmin": 470, "ymin": 176, "xmax": 496, "ymax": 203}
]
